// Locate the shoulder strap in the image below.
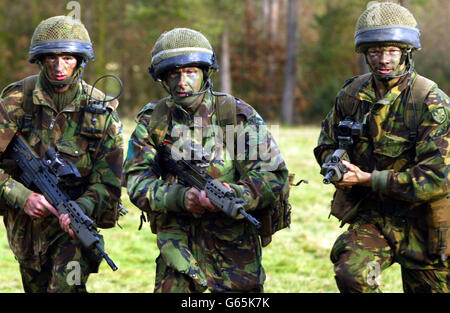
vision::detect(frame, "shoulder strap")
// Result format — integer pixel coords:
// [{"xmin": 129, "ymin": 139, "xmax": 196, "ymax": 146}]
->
[
  {"xmin": 214, "ymin": 92, "xmax": 237, "ymax": 129},
  {"xmin": 340, "ymin": 73, "xmax": 372, "ymax": 117},
  {"xmin": 213, "ymin": 93, "xmax": 248, "ymax": 179},
  {"xmin": 411, "ymin": 75, "xmax": 436, "ymax": 107},
  {"xmin": 21, "ymin": 75, "xmax": 39, "ymax": 133},
  {"xmin": 404, "ymin": 74, "xmax": 436, "ymax": 140},
  {"xmin": 345, "ymin": 73, "xmax": 372, "ymax": 98},
  {"xmin": 0, "ymin": 75, "xmax": 39, "ymax": 132}
]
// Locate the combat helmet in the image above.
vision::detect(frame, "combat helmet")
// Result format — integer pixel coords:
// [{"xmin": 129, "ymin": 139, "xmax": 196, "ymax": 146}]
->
[
  {"xmin": 355, "ymin": 1, "xmax": 421, "ymax": 53},
  {"xmin": 29, "ymin": 15, "xmax": 95, "ymax": 65},
  {"xmin": 149, "ymin": 28, "xmax": 218, "ymax": 81}
]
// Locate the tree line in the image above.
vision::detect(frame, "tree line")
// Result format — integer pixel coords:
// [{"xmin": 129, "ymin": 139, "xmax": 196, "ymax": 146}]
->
[{"xmin": 0, "ymin": 0, "xmax": 448, "ymax": 123}]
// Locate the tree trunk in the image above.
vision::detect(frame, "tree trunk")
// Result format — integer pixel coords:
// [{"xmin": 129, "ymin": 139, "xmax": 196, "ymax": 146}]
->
[
  {"xmin": 220, "ymin": 26, "xmax": 232, "ymax": 94},
  {"xmin": 265, "ymin": 0, "xmax": 279, "ymax": 107},
  {"xmin": 281, "ymin": 0, "xmax": 299, "ymax": 125},
  {"xmin": 95, "ymin": 0, "xmax": 107, "ymax": 87},
  {"xmin": 399, "ymin": 0, "xmax": 409, "ymax": 8}
]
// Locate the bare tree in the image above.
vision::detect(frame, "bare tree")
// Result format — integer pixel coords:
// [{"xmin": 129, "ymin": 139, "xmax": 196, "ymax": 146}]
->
[
  {"xmin": 265, "ymin": 0, "xmax": 281, "ymax": 108},
  {"xmin": 220, "ymin": 26, "xmax": 232, "ymax": 94},
  {"xmin": 281, "ymin": 0, "xmax": 299, "ymax": 125},
  {"xmin": 399, "ymin": 0, "xmax": 410, "ymax": 8}
]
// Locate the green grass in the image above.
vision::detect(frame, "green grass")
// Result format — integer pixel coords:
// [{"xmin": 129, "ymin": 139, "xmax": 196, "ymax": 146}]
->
[{"xmin": 0, "ymin": 121, "xmax": 403, "ymax": 293}]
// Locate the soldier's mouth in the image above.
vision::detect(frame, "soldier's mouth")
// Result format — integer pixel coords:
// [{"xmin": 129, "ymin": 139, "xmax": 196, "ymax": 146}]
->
[
  {"xmin": 377, "ymin": 69, "xmax": 393, "ymax": 74},
  {"xmin": 53, "ymin": 74, "xmax": 67, "ymax": 81},
  {"xmin": 175, "ymin": 91, "xmax": 192, "ymax": 97}
]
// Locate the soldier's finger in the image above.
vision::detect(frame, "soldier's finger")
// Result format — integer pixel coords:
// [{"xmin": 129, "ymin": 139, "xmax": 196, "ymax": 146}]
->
[
  {"xmin": 68, "ymin": 228, "xmax": 76, "ymax": 240},
  {"xmin": 58, "ymin": 213, "xmax": 65, "ymax": 229},
  {"xmin": 40, "ymin": 209, "xmax": 51, "ymax": 217},
  {"xmin": 342, "ymin": 160, "xmax": 358, "ymax": 172},
  {"xmin": 59, "ymin": 214, "xmax": 68, "ymax": 230},
  {"xmin": 41, "ymin": 197, "xmax": 59, "ymax": 217},
  {"xmin": 199, "ymin": 190, "xmax": 220, "ymax": 212},
  {"xmin": 32, "ymin": 209, "xmax": 45, "ymax": 219}
]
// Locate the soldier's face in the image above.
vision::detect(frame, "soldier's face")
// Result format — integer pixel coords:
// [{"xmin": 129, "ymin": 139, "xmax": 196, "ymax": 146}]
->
[
  {"xmin": 366, "ymin": 46, "xmax": 405, "ymax": 76},
  {"xmin": 43, "ymin": 54, "xmax": 78, "ymax": 81},
  {"xmin": 165, "ymin": 67, "xmax": 204, "ymax": 97}
]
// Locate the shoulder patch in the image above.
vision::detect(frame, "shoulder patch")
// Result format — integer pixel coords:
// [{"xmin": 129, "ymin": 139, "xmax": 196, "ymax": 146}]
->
[{"xmin": 431, "ymin": 107, "xmax": 447, "ymax": 124}]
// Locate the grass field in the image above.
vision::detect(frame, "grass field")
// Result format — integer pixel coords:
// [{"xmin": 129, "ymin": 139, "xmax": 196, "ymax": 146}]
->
[{"xmin": 0, "ymin": 121, "xmax": 403, "ymax": 293}]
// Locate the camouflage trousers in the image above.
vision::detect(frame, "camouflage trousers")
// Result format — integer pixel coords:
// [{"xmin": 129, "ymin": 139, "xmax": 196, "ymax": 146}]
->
[
  {"xmin": 153, "ymin": 217, "xmax": 265, "ymax": 293},
  {"xmin": 331, "ymin": 217, "xmax": 449, "ymax": 293},
  {"xmin": 19, "ymin": 234, "xmax": 102, "ymax": 293}
]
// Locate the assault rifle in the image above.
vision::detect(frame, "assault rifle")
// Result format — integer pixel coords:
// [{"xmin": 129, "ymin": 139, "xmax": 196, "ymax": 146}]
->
[
  {"xmin": 157, "ymin": 142, "xmax": 261, "ymax": 229},
  {"xmin": 4, "ymin": 133, "xmax": 118, "ymax": 271},
  {"xmin": 321, "ymin": 117, "xmax": 363, "ymax": 184}
]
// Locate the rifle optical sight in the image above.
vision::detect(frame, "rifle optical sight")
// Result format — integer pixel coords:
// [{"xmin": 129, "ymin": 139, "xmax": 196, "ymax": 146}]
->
[{"xmin": 337, "ymin": 118, "xmax": 364, "ymax": 138}]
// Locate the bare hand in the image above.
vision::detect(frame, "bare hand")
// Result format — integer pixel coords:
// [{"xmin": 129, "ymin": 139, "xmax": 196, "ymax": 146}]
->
[
  {"xmin": 184, "ymin": 187, "xmax": 205, "ymax": 214},
  {"xmin": 184, "ymin": 183, "xmax": 232, "ymax": 214},
  {"xmin": 335, "ymin": 160, "xmax": 372, "ymax": 188},
  {"xmin": 24, "ymin": 193, "xmax": 58, "ymax": 219},
  {"xmin": 59, "ymin": 213, "xmax": 76, "ymax": 240},
  {"xmin": 24, "ymin": 193, "xmax": 76, "ymax": 239}
]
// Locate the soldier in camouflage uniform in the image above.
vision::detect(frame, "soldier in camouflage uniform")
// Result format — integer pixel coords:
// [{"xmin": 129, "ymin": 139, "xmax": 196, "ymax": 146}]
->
[
  {"xmin": 0, "ymin": 16, "xmax": 123, "ymax": 292},
  {"xmin": 314, "ymin": 2, "xmax": 449, "ymax": 293},
  {"xmin": 123, "ymin": 28, "xmax": 289, "ymax": 292}
]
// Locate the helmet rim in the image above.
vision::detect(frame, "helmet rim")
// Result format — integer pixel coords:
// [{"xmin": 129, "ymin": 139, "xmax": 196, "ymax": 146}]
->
[
  {"xmin": 29, "ymin": 39, "xmax": 95, "ymax": 63},
  {"xmin": 355, "ymin": 25, "xmax": 421, "ymax": 52}
]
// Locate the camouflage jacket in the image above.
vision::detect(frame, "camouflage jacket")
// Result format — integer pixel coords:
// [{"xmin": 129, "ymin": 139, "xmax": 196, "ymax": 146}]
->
[
  {"xmin": 314, "ymin": 72, "xmax": 449, "ymax": 268},
  {"xmin": 0, "ymin": 75, "xmax": 123, "ymax": 270},
  {"xmin": 124, "ymin": 92, "xmax": 289, "ymax": 234},
  {"xmin": 315, "ymin": 72, "xmax": 449, "ymax": 206}
]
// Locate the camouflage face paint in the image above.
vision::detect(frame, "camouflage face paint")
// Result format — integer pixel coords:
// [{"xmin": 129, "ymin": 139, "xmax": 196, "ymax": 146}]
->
[
  {"xmin": 366, "ymin": 46, "xmax": 406, "ymax": 78},
  {"xmin": 165, "ymin": 67, "xmax": 204, "ymax": 97},
  {"xmin": 43, "ymin": 54, "xmax": 78, "ymax": 82}
]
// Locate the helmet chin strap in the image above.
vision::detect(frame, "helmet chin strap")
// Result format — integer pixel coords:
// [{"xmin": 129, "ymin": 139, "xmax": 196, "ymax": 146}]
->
[{"xmin": 366, "ymin": 49, "xmax": 414, "ymax": 82}]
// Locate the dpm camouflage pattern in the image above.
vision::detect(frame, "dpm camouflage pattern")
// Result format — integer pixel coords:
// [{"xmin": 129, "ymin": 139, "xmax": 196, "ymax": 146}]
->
[
  {"xmin": 330, "ymin": 218, "xmax": 449, "ymax": 293},
  {"xmin": 314, "ymin": 72, "xmax": 449, "ymax": 292},
  {"xmin": 0, "ymin": 75, "xmax": 123, "ymax": 285},
  {"xmin": 124, "ymin": 92, "xmax": 289, "ymax": 292},
  {"xmin": 19, "ymin": 233, "xmax": 103, "ymax": 293}
]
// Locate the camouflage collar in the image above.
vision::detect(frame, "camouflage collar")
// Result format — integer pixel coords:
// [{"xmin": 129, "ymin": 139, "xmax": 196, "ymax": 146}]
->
[
  {"xmin": 32, "ymin": 76, "xmax": 84, "ymax": 113},
  {"xmin": 358, "ymin": 72, "xmax": 415, "ymax": 105},
  {"xmin": 169, "ymin": 92, "xmax": 214, "ymax": 126}
]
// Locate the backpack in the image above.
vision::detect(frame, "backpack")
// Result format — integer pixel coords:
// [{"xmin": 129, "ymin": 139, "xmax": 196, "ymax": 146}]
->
[
  {"xmin": 0, "ymin": 75, "xmax": 121, "ymax": 228},
  {"xmin": 142, "ymin": 92, "xmax": 294, "ymax": 247}
]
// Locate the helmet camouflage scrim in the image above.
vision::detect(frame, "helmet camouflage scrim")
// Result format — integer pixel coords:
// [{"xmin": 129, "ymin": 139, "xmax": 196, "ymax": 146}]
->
[
  {"xmin": 29, "ymin": 15, "xmax": 95, "ymax": 64},
  {"xmin": 355, "ymin": 1, "xmax": 421, "ymax": 53},
  {"xmin": 149, "ymin": 28, "xmax": 218, "ymax": 81}
]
